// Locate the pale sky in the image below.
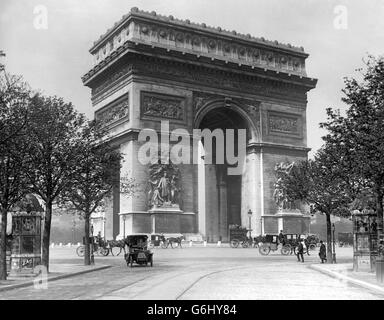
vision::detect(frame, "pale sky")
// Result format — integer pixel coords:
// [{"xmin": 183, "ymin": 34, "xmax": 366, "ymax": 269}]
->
[{"xmin": 1, "ymin": 0, "xmax": 384, "ymax": 156}]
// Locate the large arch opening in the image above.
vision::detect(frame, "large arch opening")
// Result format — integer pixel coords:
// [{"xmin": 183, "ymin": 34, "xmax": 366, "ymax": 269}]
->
[{"xmin": 197, "ymin": 105, "xmax": 250, "ymax": 242}]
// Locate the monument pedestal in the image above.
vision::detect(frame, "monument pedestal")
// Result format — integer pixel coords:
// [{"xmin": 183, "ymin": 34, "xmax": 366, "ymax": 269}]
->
[
  {"xmin": 276, "ymin": 209, "xmax": 310, "ymax": 234},
  {"xmin": 117, "ymin": 207, "xmax": 197, "ymax": 239},
  {"xmin": 149, "ymin": 205, "xmax": 183, "ymax": 234}
]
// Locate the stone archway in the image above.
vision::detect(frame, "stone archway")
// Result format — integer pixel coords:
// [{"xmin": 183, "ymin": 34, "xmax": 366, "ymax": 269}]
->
[
  {"xmin": 195, "ymin": 100, "xmax": 258, "ymax": 242},
  {"xmin": 82, "ymin": 9, "xmax": 317, "ymax": 240}
]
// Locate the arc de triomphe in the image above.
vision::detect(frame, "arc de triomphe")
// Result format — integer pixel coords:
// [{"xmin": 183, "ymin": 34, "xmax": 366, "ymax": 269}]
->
[{"xmin": 82, "ymin": 8, "xmax": 317, "ymax": 241}]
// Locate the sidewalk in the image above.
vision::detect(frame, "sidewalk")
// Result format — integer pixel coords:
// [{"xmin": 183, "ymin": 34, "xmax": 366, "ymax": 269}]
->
[
  {"xmin": 0, "ymin": 263, "xmax": 111, "ymax": 292},
  {"xmin": 310, "ymin": 262, "xmax": 384, "ymax": 296}
]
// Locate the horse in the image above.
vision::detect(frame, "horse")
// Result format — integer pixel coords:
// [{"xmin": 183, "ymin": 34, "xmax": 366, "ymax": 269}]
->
[
  {"xmin": 107, "ymin": 239, "xmax": 126, "ymax": 255},
  {"xmin": 167, "ymin": 235, "xmax": 185, "ymax": 248},
  {"xmin": 253, "ymin": 235, "xmax": 266, "ymax": 248}
]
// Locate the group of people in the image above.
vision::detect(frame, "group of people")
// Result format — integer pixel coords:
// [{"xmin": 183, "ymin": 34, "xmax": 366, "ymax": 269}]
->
[{"xmin": 278, "ymin": 230, "xmax": 327, "ymax": 263}]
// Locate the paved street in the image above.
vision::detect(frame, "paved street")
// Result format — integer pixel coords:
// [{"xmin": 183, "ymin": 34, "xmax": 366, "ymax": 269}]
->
[{"xmin": 1, "ymin": 245, "xmax": 383, "ymax": 300}]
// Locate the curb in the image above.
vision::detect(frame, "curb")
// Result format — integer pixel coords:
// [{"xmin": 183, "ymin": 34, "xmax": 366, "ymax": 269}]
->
[
  {"xmin": 309, "ymin": 264, "xmax": 384, "ymax": 297},
  {"xmin": 0, "ymin": 265, "xmax": 112, "ymax": 293}
]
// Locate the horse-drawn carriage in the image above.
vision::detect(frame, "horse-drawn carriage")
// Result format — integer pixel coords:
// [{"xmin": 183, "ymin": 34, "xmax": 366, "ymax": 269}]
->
[
  {"xmin": 149, "ymin": 233, "xmax": 185, "ymax": 248},
  {"xmin": 76, "ymin": 236, "xmax": 110, "ymax": 257},
  {"xmin": 76, "ymin": 236, "xmax": 125, "ymax": 257},
  {"xmin": 258, "ymin": 234, "xmax": 292, "ymax": 255},
  {"xmin": 229, "ymin": 225, "xmax": 254, "ymax": 248},
  {"xmin": 124, "ymin": 234, "xmax": 153, "ymax": 268}
]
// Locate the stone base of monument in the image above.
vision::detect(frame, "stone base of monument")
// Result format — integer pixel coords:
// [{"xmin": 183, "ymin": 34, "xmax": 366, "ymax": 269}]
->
[
  {"xmin": 149, "ymin": 205, "xmax": 183, "ymax": 234},
  {"xmin": 275, "ymin": 209, "xmax": 310, "ymax": 234},
  {"xmin": 117, "ymin": 206, "xmax": 197, "ymax": 238}
]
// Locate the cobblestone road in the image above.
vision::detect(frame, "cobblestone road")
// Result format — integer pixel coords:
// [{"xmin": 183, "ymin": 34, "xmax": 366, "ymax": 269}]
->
[{"xmin": 1, "ymin": 246, "xmax": 382, "ymax": 300}]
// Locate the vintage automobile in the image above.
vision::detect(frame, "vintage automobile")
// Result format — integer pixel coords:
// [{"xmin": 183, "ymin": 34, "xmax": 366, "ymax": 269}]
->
[
  {"xmin": 124, "ymin": 234, "xmax": 153, "ymax": 268},
  {"xmin": 258, "ymin": 234, "xmax": 291, "ymax": 255},
  {"xmin": 305, "ymin": 234, "xmax": 320, "ymax": 250},
  {"xmin": 284, "ymin": 234, "xmax": 315, "ymax": 255}
]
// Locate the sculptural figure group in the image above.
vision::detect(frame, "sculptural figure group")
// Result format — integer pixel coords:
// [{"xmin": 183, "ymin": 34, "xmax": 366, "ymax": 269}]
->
[
  {"xmin": 273, "ymin": 162, "xmax": 295, "ymax": 210},
  {"xmin": 148, "ymin": 163, "xmax": 181, "ymax": 208}
]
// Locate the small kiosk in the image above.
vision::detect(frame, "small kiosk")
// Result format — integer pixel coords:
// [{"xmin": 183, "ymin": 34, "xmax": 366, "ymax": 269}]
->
[
  {"xmin": 352, "ymin": 209, "xmax": 378, "ymax": 272},
  {"xmin": 9, "ymin": 194, "xmax": 43, "ymax": 276}
]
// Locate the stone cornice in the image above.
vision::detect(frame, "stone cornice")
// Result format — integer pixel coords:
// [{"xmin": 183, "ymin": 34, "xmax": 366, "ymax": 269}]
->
[
  {"xmin": 91, "ymin": 7, "xmax": 307, "ymax": 56},
  {"xmin": 247, "ymin": 142, "xmax": 311, "ymax": 155},
  {"xmin": 83, "ymin": 44, "xmax": 317, "ymax": 92},
  {"xmin": 83, "ymin": 8, "xmax": 317, "ymax": 85}
]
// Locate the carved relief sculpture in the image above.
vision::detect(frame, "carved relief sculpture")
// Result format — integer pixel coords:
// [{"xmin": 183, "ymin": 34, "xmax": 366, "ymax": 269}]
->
[
  {"xmin": 141, "ymin": 92, "xmax": 184, "ymax": 120},
  {"xmin": 96, "ymin": 95, "xmax": 129, "ymax": 127},
  {"xmin": 273, "ymin": 162, "xmax": 296, "ymax": 211},
  {"xmin": 147, "ymin": 159, "xmax": 181, "ymax": 209},
  {"xmin": 92, "ymin": 64, "xmax": 133, "ymax": 95},
  {"xmin": 269, "ymin": 114, "xmax": 299, "ymax": 135},
  {"xmin": 193, "ymin": 92, "xmax": 222, "ymax": 114}
]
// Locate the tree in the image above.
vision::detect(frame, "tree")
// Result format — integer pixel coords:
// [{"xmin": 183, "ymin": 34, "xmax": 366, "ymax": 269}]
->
[
  {"xmin": 0, "ymin": 72, "xmax": 31, "ymax": 280},
  {"xmin": 0, "ymin": 73, "xmax": 30, "ymax": 145},
  {"xmin": 280, "ymin": 147, "xmax": 357, "ymax": 263},
  {"xmin": 25, "ymin": 93, "xmax": 86, "ymax": 271},
  {"xmin": 320, "ymin": 55, "xmax": 384, "ymax": 233},
  {"xmin": 59, "ymin": 121, "xmax": 122, "ymax": 265}
]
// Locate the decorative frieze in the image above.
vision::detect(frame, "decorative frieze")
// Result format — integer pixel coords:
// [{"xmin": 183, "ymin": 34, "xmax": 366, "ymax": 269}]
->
[
  {"xmin": 140, "ymin": 91, "xmax": 185, "ymax": 121},
  {"xmin": 135, "ymin": 58, "xmax": 308, "ymax": 102},
  {"xmin": 92, "ymin": 64, "xmax": 133, "ymax": 95},
  {"xmin": 90, "ymin": 55, "xmax": 308, "ymax": 109},
  {"xmin": 95, "ymin": 94, "xmax": 129, "ymax": 127},
  {"xmin": 268, "ymin": 112, "xmax": 301, "ymax": 136}
]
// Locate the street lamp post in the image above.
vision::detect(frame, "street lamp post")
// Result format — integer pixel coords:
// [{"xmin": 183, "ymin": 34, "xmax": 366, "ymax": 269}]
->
[
  {"xmin": 332, "ymin": 223, "xmax": 337, "ymax": 263},
  {"xmin": 260, "ymin": 218, "xmax": 263, "ymax": 235},
  {"xmin": 103, "ymin": 217, "xmax": 106, "ymax": 241},
  {"xmin": 72, "ymin": 218, "xmax": 76, "ymax": 244},
  {"xmin": 123, "ymin": 215, "xmax": 126, "ymax": 238},
  {"xmin": 248, "ymin": 209, "xmax": 252, "ymax": 238}
]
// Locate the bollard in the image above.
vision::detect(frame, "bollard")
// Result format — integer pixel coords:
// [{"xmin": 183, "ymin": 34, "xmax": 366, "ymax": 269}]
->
[
  {"xmin": 51, "ymin": 243, "xmax": 55, "ymax": 248},
  {"xmin": 90, "ymin": 245, "xmax": 95, "ymax": 265},
  {"xmin": 189, "ymin": 240, "xmax": 193, "ymax": 247},
  {"xmin": 217, "ymin": 241, "xmax": 221, "ymax": 247},
  {"xmin": 59, "ymin": 243, "xmax": 63, "ymax": 247},
  {"xmin": 377, "ymin": 259, "xmax": 384, "ymax": 283},
  {"xmin": 203, "ymin": 240, "xmax": 207, "ymax": 247}
]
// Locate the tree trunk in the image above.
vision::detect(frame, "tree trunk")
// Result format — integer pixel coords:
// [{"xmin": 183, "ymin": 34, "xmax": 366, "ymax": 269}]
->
[
  {"xmin": 0, "ymin": 208, "xmax": 7, "ymax": 280},
  {"xmin": 84, "ymin": 215, "xmax": 91, "ymax": 266},
  {"xmin": 326, "ymin": 213, "xmax": 333, "ymax": 264},
  {"xmin": 376, "ymin": 189, "xmax": 383, "ymax": 236},
  {"xmin": 42, "ymin": 200, "xmax": 52, "ymax": 272}
]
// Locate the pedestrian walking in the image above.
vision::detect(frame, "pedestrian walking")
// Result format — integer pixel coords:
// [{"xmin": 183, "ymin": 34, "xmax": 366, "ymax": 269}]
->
[
  {"xmin": 278, "ymin": 230, "xmax": 285, "ymax": 245},
  {"xmin": 297, "ymin": 239, "xmax": 304, "ymax": 262},
  {"xmin": 319, "ymin": 240, "xmax": 327, "ymax": 263}
]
